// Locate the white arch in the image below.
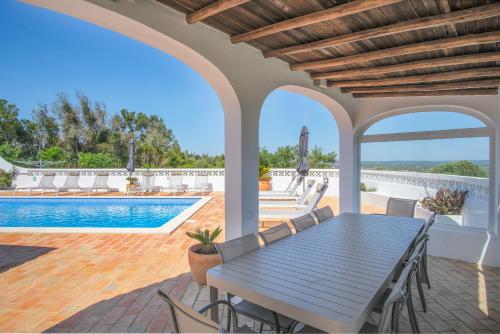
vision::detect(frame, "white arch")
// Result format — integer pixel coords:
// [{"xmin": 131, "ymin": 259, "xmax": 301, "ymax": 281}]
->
[
  {"xmin": 262, "ymin": 85, "xmax": 357, "ymax": 212},
  {"xmin": 356, "ymin": 104, "xmax": 496, "ymax": 138}
]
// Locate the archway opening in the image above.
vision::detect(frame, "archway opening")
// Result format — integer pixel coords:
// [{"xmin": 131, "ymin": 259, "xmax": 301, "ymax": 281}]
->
[{"xmin": 360, "ymin": 111, "xmax": 492, "ymax": 230}]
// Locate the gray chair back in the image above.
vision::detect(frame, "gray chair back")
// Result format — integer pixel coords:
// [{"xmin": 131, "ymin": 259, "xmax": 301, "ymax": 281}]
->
[
  {"xmin": 215, "ymin": 234, "xmax": 260, "ymax": 263},
  {"xmin": 39, "ymin": 173, "xmax": 56, "ymax": 188},
  {"xmin": 158, "ymin": 290, "xmax": 219, "ymax": 333},
  {"xmin": 288, "ymin": 176, "xmax": 304, "ymax": 196},
  {"xmin": 415, "ymin": 208, "xmax": 436, "ymax": 235},
  {"xmin": 62, "ymin": 172, "xmax": 80, "ymax": 188},
  {"xmin": 170, "ymin": 173, "xmax": 183, "ymax": 186},
  {"xmin": 313, "ymin": 206, "xmax": 334, "ymax": 223},
  {"xmin": 142, "ymin": 173, "xmax": 156, "ymax": 189},
  {"xmin": 296, "ymin": 179, "xmax": 316, "ymax": 205},
  {"xmin": 259, "ymin": 223, "xmax": 292, "ymax": 246},
  {"xmin": 284, "ymin": 175, "xmax": 296, "ymax": 193},
  {"xmin": 378, "ymin": 259, "xmax": 419, "ymax": 333},
  {"xmin": 93, "ymin": 173, "xmax": 109, "ymax": 188},
  {"xmin": 194, "ymin": 173, "xmax": 208, "ymax": 187},
  {"xmin": 386, "ymin": 197, "xmax": 417, "ymax": 217},
  {"xmin": 290, "ymin": 213, "xmax": 316, "ymax": 232}
]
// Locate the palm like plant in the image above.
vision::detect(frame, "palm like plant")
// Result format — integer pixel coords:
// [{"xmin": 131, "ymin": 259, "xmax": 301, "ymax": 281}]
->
[{"xmin": 186, "ymin": 227, "xmax": 222, "ymax": 254}]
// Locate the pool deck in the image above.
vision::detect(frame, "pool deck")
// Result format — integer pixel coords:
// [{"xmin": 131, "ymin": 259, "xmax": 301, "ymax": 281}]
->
[{"xmin": 1, "ymin": 192, "xmax": 500, "ymax": 333}]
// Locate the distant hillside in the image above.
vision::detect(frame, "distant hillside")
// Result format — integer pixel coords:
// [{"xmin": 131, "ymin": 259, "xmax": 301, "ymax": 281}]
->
[{"xmin": 361, "ymin": 160, "xmax": 489, "ymax": 176}]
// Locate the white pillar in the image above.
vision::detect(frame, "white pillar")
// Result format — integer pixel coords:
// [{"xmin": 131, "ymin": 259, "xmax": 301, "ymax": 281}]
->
[
  {"xmin": 338, "ymin": 128, "xmax": 358, "ymax": 213},
  {"xmin": 224, "ymin": 95, "xmax": 261, "ymax": 240}
]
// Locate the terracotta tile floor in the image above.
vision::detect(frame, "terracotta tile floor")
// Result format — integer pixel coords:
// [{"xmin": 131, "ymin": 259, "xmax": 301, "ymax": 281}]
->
[{"xmin": 0, "ymin": 192, "xmax": 499, "ymax": 333}]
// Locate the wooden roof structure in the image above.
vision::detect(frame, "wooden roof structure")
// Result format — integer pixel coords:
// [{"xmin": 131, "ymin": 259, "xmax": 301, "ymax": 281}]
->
[{"xmin": 157, "ymin": 0, "xmax": 500, "ymax": 98}]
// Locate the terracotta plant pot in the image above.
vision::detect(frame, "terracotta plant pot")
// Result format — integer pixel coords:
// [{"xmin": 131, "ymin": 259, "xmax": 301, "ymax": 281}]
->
[
  {"xmin": 258, "ymin": 179, "xmax": 272, "ymax": 191},
  {"xmin": 188, "ymin": 243, "xmax": 222, "ymax": 285}
]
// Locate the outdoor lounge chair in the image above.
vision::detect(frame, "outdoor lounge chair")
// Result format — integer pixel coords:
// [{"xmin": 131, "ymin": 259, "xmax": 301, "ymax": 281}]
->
[
  {"xmin": 157, "ymin": 289, "xmax": 254, "ymax": 333},
  {"xmin": 259, "ymin": 179, "xmax": 315, "ymax": 209},
  {"xmin": 82, "ymin": 173, "xmax": 114, "ymax": 195},
  {"xmin": 290, "ymin": 213, "xmax": 316, "ymax": 232},
  {"xmin": 14, "ymin": 173, "xmax": 57, "ymax": 196},
  {"xmin": 55, "ymin": 172, "xmax": 82, "ymax": 195},
  {"xmin": 160, "ymin": 172, "xmax": 188, "ymax": 195},
  {"xmin": 215, "ymin": 234, "xmax": 296, "ymax": 333},
  {"xmin": 259, "ymin": 183, "xmax": 328, "ymax": 221},
  {"xmin": 258, "ymin": 176, "xmax": 304, "ymax": 199},
  {"xmin": 127, "ymin": 173, "xmax": 159, "ymax": 196},
  {"xmin": 386, "ymin": 197, "xmax": 417, "ymax": 217},
  {"xmin": 190, "ymin": 172, "xmax": 213, "ymax": 195}
]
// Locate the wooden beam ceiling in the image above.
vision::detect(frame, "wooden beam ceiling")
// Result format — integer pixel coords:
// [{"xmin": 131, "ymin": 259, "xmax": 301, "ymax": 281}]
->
[
  {"xmin": 230, "ymin": 0, "xmax": 402, "ymax": 44},
  {"xmin": 186, "ymin": 0, "xmax": 250, "ymax": 24},
  {"xmin": 264, "ymin": 3, "xmax": 500, "ymax": 58},
  {"xmin": 311, "ymin": 52, "xmax": 500, "ymax": 80},
  {"xmin": 342, "ymin": 79, "xmax": 500, "ymax": 94},
  {"xmin": 291, "ymin": 31, "xmax": 500, "ymax": 71},
  {"xmin": 352, "ymin": 89, "xmax": 498, "ymax": 98},
  {"xmin": 327, "ymin": 67, "xmax": 500, "ymax": 88}
]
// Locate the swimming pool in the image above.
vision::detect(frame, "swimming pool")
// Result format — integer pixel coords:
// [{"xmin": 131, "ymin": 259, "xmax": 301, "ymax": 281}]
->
[{"xmin": 0, "ymin": 197, "xmax": 210, "ymax": 233}]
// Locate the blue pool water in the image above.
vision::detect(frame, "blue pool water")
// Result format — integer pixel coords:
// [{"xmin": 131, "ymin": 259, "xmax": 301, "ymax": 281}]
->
[{"xmin": 0, "ymin": 198, "xmax": 200, "ymax": 228}]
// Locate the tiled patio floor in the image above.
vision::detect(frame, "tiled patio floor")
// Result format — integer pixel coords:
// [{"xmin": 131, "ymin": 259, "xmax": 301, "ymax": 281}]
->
[{"xmin": 0, "ymin": 192, "xmax": 499, "ymax": 333}]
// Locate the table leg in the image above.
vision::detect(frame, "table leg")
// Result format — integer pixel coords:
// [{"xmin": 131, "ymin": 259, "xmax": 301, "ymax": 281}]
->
[{"xmin": 209, "ymin": 285, "xmax": 219, "ymax": 322}]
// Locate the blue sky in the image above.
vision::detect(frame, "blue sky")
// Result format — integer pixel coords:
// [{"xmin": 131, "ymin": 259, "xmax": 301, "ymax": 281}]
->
[{"xmin": 0, "ymin": 1, "xmax": 489, "ymax": 161}]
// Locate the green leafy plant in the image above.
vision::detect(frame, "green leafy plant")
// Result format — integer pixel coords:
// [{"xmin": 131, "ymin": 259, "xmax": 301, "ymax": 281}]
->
[
  {"xmin": 420, "ymin": 188, "xmax": 468, "ymax": 215},
  {"xmin": 0, "ymin": 169, "xmax": 13, "ymax": 189},
  {"xmin": 259, "ymin": 163, "xmax": 271, "ymax": 181},
  {"xmin": 430, "ymin": 160, "xmax": 487, "ymax": 178},
  {"xmin": 186, "ymin": 227, "xmax": 222, "ymax": 254},
  {"xmin": 360, "ymin": 182, "xmax": 377, "ymax": 192},
  {"xmin": 126, "ymin": 176, "xmax": 138, "ymax": 184}
]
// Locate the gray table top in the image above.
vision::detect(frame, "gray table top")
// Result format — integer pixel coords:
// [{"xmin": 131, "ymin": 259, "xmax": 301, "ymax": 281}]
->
[{"xmin": 207, "ymin": 212, "xmax": 425, "ymax": 332}]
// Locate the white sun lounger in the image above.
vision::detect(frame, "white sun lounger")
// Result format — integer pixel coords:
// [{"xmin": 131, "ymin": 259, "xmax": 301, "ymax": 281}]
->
[
  {"xmin": 259, "ymin": 183, "xmax": 328, "ymax": 220},
  {"xmin": 259, "ymin": 179, "xmax": 316, "ymax": 209},
  {"xmin": 190, "ymin": 173, "xmax": 213, "ymax": 195},
  {"xmin": 56, "ymin": 172, "xmax": 82, "ymax": 195},
  {"xmin": 82, "ymin": 173, "xmax": 115, "ymax": 195},
  {"xmin": 259, "ymin": 176, "xmax": 304, "ymax": 199},
  {"xmin": 127, "ymin": 173, "xmax": 160, "ymax": 196},
  {"xmin": 160, "ymin": 173, "xmax": 188, "ymax": 195},
  {"xmin": 14, "ymin": 173, "xmax": 57, "ymax": 196}
]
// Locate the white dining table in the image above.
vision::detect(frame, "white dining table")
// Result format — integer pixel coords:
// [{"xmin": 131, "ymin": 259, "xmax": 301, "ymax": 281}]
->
[{"xmin": 207, "ymin": 212, "xmax": 425, "ymax": 333}]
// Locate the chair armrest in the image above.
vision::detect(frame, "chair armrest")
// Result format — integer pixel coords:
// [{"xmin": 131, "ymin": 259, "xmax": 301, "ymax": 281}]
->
[{"xmin": 198, "ymin": 300, "xmax": 238, "ymax": 332}]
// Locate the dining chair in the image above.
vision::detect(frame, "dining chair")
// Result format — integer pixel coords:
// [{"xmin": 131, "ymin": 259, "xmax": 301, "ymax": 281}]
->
[
  {"xmin": 292, "ymin": 259, "xmax": 420, "ymax": 333},
  {"xmin": 386, "ymin": 197, "xmax": 417, "ymax": 217},
  {"xmin": 215, "ymin": 234, "xmax": 296, "ymax": 333},
  {"xmin": 157, "ymin": 289, "xmax": 255, "ymax": 333},
  {"xmin": 414, "ymin": 209, "xmax": 436, "ymax": 290},
  {"xmin": 312, "ymin": 206, "xmax": 334, "ymax": 223},
  {"xmin": 259, "ymin": 223, "xmax": 292, "ymax": 246},
  {"xmin": 290, "ymin": 213, "xmax": 316, "ymax": 232}
]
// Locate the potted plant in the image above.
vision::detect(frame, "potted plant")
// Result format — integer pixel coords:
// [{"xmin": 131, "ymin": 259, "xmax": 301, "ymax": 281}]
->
[
  {"xmin": 258, "ymin": 163, "xmax": 272, "ymax": 191},
  {"xmin": 0, "ymin": 169, "xmax": 13, "ymax": 190},
  {"xmin": 186, "ymin": 227, "xmax": 222, "ymax": 284},
  {"xmin": 420, "ymin": 188, "xmax": 468, "ymax": 226},
  {"xmin": 126, "ymin": 176, "xmax": 139, "ymax": 192}
]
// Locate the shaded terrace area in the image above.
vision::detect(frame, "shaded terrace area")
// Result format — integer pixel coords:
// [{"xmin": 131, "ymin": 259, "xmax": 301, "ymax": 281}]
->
[{"xmin": 0, "ymin": 193, "xmax": 499, "ymax": 333}]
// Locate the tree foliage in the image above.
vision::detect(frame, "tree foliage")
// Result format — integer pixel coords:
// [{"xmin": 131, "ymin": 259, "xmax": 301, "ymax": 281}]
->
[
  {"xmin": 430, "ymin": 160, "xmax": 487, "ymax": 178},
  {"xmin": 259, "ymin": 144, "xmax": 337, "ymax": 169}
]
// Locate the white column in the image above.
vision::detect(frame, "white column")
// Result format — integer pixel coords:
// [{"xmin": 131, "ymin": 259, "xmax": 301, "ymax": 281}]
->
[
  {"xmin": 224, "ymin": 95, "xmax": 261, "ymax": 240},
  {"xmin": 338, "ymin": 128, "xmax": 358, "ymax": 213}
]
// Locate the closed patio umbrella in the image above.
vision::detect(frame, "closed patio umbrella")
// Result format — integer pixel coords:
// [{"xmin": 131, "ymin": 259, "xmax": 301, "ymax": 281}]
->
[
  {"xmin": 126, "ymin": 137, "xmax": 135, "ymax": 174},
  {"xmin": 296, "ymin": 126, "xmax": 310, "ymax": 177}
]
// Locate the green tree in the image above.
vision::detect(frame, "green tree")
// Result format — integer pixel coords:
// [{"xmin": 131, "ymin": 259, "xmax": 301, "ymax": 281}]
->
[
  {"xmin": 0, "ymin": 99, "xmax": 22, "ymax": 146},
  {"xmin": 308, "ymin": 145, "xmax": 336, "ymax": 168},
  {"xmin": 0, "ymin": 143, "xmax": 21, "ymax": 162},
  {"xmin": 430, "ymin": 160, "xmax": 487, "ymax": 178},
  {"xmin": 32, "ymin": 104, "xmax": 59, "ymax": 150},
  {"xmin": 78, "ymin": 152, "xmax": 120, "ymax": 168},
  {"xmin": 77, "ymin": 93, "xmax": 108, "ymax": 153},
  {"xmin": 55, "ymin": 94, "xmax": 81, "ymax": 165},
  {"xmin": 38, "ymin": 146, "xmax": 69, "ymax": 163}
]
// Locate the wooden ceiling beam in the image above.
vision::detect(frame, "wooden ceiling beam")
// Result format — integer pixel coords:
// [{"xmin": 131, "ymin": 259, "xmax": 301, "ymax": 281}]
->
[
  {"xmin": 186, "ymin": 0, "xmax": 250, "ymax": 24},
  {"xmin": 327, "ymin": 67, "xmax": 500, "ymax": 88},
  {"xmin": 342, "ymin": 79, "xmax": 500, "ymax": 94},
  {"xmin": 292, "ymin": 31, "xmax": 500, "ymax": 71},
  {"xmin": 352, "ymin": 89, "xmax": 498, "ymax": 98},
  {"xmin": 230, "ymin": 0, "xmax": 402, "ymax": 44},
  {"xmin": 311, "ymin": 52, "xmax": 500, "ymax": 80},
  {"xmin": 264, "ymin": 3, "xmax": 500, "ymax": 58}
]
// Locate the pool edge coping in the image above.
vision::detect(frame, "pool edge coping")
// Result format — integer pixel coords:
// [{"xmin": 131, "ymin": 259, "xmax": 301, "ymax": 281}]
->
[{"xmin": 0, "ymin": 195, "xmax": 212, "ymax": 234}]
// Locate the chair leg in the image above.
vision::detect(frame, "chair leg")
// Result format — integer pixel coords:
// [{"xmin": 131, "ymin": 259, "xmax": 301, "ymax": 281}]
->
[
  {"xmin": 259, "ymin": 322, "xmax": 264, "ymax": 333},
  {"xmin": 422, "ymin": 250, "xmax": 431, "ymax": 289},
  {"xmin": 416, "ymin": 266, "xmax": 427, "ymax": 312},
  {"xmin": 407, "ymin": 289, "xmax": 420, "ymax": 334}
]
